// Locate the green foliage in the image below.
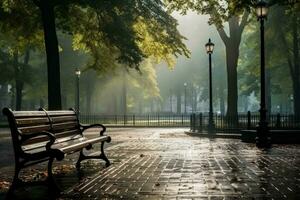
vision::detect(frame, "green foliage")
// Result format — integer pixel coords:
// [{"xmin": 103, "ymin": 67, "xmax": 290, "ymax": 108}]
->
[
  {"xmin": 0, "ymin": 0, "xmax": 190, "ymax": 111},
  {"xmin": 164, "ymin": 0, "xmax": 255, "ymax": 28},
  {"xmin": 66, "ymin": 1, "xmax": 190, "ymax": 72},
  {"xmin": 238, "ymin": 3, "xmax": 299, "ymax": 112}
]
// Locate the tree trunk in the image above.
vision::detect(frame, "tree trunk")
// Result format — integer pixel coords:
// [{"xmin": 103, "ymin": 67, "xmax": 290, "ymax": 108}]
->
[
  {"xmin": 138, "ymin": 101, "xmax": 143, "ymax": 114},
  {"xmin": 38, "ymin": 1, "xmax": 62, "ymax": 110},
  {"xmin": 111, "ymin": 94, "xmax": 117, "ymax": 115},
  {"xmin": 13, "ymin": 52, "xmax": 22, "ymax": 111},
  {"xmin": 216, "ymin": 14, "xmax": 248, "ymax": 122},
  {"xmin": 176, "ymin": 91, "xmax": 181, "ymax": 114},
  {"xmin": 0, "ymin": 84, "xmax": 9, "ymax": 108},
  {"xmin": 225, "ymin": 44, "xmax": 239, "ymax": 118},
  {"xmin": 14, "ymin": 49, "xmax": 31, "ymax": 111},
  {"xmin": 15, "ymin": 80, "xmax": 23, "ymax": 111},
  {"xmin": 121, "ymin": 70, "xmax": 127, "ymax": 115},
  {"xmin": 219, "ymin": 87, "xmax": 225, "ymax": 115},
  {"xmin": 266, "ymin": 69, "xmax": 271, "ymax": 115},
  {"xmin": 84, "ymin": 78, "xmax": 93, "ymax": 114},
  {"xmin": 292, "ymin": 15, "xmax": 300, "ymax": 117},
  {"xmin": 10, "ymin": 87, "xmax": 15, "ymax": 110},
  {"xmin": 85, "ymin": 88, "xmax": 92, "ymax": 114}
]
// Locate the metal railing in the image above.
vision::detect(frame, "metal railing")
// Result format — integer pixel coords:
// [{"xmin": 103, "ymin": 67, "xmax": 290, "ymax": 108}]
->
[
  {"xmin": 1, "ymin": 112, "xmax": 300, "ymax": 131},
  {"xmin": 190, "ymin": 112, "xmax": 300, "ymax": 133},
  {"xmin": 79, "ymin": 114, "xmax": 191, "ymax": 127}
]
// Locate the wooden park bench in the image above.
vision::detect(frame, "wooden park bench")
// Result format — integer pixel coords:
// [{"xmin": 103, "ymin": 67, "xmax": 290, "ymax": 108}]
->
[{"xmin": 2, "ymin": 107, "xmax": 111, "ymax": 193}]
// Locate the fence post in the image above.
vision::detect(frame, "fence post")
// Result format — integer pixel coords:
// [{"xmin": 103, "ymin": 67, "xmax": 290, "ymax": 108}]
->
[
  {"xmin": 276, "ymin": 113, "xmax": 281, "ymax": 128},
  {"xmin": 190, "ymin": 114, "xmax": 194, "ymax": 132},
  {"xmin": 247, "ymin": 111, "xmax": 251, "ymax": 130},
  {"xmin": 190, "ymin": 114, "xmax": 193, "ymax": 131},
  {"xmin": 193, "ymin": 113, "xmax": 196, "ymax": 132},
  {"xmin": 124, "ymin": 115, "xmax": 126, "ymax": 127},
  {"xmin": 133, "ymin": 114, "xmax": 135, "ymax": 126},
  {"xmin": 181, "ymin": 114, "xmax": 184, "ymax": 126},
  {"xmin": 198, "ymin": 113, "xmax": 203, "ymax": 133},
  {"xmin": 147, "ymin": 114, "xmax": 150, "ymax": 127},
  {"xmin": 158, "ymin": 114, "xmax": 160, "ymax": 126}
]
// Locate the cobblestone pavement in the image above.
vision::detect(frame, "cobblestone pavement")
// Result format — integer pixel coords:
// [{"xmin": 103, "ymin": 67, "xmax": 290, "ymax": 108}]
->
[{"xmin": 0, "ymin": 128, "xmax": 299, "ymax": 200}]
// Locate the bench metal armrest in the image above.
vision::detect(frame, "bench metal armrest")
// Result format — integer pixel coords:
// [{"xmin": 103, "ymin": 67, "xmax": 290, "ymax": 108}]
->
[
  {"xmin": 80, "ymin": 124, "xmax": 106, "ymax": 136},
  {"xmin": 20, "ymin": 131, "xmax": 56, "ymax": 150}
]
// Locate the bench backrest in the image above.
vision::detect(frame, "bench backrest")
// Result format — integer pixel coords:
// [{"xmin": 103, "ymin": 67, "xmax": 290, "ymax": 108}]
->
[{"xmin": 2, "ymin": 108, "xmax": 81, "ymax": 154}]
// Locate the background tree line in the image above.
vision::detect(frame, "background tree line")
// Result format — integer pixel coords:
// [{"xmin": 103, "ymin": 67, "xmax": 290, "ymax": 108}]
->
[{"xmin": 0, "ymin": 0, "xmax": 299, "ymax": 117}]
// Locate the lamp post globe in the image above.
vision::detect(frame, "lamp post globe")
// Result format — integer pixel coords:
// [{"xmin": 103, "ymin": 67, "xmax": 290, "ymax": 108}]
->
[
  {"xmin": 290, "ymin": 94, "xmax": 294, "ymax": 114},
  {"xmin": 184, "ymin": 83, "xmax": 187, "ymax": 114},
  {"xmin": 205, "ymin": 39, "xmax": 214, "ymax": 54},
  {"xmin": 75, "ymin": 68, "xmax": 81, "ymax": 77},
  {"xmin": 256, "ymin": 1, "xmax": 268, "ymax": 19}
]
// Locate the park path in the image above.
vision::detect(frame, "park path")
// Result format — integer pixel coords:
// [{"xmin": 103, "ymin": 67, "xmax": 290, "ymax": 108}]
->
[
  {"xmin": 0, "ymin": 128, "xmax": 299, "ymax": 199},
  {"xmin": 63, "ymin": 128, "xmax": 300, "ymax": 199}
]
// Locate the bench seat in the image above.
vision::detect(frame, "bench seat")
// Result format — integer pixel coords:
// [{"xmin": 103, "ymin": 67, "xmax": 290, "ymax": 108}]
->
[
  {"xmin": 23, "ymin": 135, "xmax": 110, "ymax": 155},
  {"xmin": 2, "ymin": 107, "xmax": 111, "ymax": 193}
]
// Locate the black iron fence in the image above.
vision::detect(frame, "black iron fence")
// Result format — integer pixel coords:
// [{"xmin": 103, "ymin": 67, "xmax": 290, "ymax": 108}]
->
[
  {"xmin": 1, "ymin": 112, "xmax": 300, "ymax": 131},
  {"xmin": 190, "ymin": 112, "xmax": 300, "ymax": 133},
  {"xmin": 79, "ymin": 114, "xmax": 191, "ymax": 127}
]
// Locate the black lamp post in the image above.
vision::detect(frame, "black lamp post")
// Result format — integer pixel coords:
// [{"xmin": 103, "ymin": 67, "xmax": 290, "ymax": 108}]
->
[
  {"xmin": 205, "ymin": 38, "xmax": 215, "ymax": 133},
  {"xmin": 184, "ymin": 83, "xmax": 187, "ymax": 114},
  {"xmin": 75, "ymin": 68, "xmax": 81, "ymax": 114},
  {"xmin": 256, "ymin": 1, "xmax": 271, "ymax": 148}
]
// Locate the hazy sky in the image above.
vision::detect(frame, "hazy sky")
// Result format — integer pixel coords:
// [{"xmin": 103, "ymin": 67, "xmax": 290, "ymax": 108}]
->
[{"xmin": 157, "ymin": 12, "xmax": 226, "ymax": 92}]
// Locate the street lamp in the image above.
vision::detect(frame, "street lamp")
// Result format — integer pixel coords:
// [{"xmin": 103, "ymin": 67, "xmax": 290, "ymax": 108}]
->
[
  {"xmin": 290, "ymin": 95, "xmax": 294, "ymax": 114},
  {"xmin": 75, "ymin": 68, "xmax": 81, "ymax": 113},
  {"xmin": 205, "ymin": 38, "xmax": 215, "ymax": 133},
  {"xmin": 184, "ymin": 82, "xmax": 187, "ymax": 114},
  {"xmin": 256, "ymin": 1, "xmax": 271, "ymax": 148}
]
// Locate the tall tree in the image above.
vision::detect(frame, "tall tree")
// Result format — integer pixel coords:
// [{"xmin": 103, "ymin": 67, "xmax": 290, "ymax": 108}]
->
[
  {"xmin": 165, "ymin": 1, "xmax": 252, "ymax": 118},
  {"xmin": 270, "ymin": 4, "xmax": 300, "ymax": 115},
  {"xmin": 2, "ymin": 0, "xmax": 188, "ymax": 110},
  {"xmin": 165, "ymin": 0, "xmax": 299, "ymax": 116},
  {"xmin": 0, "ymin": 4, "xmax": 43, "ymax": 110}
]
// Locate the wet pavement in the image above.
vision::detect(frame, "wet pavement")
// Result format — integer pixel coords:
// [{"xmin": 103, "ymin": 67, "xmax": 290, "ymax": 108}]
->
[{"xmin": 0, "ymin": 128, "xmax": 299, "ymax": 199}]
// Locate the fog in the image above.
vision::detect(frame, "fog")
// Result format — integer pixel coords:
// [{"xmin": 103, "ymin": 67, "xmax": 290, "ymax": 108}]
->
[{"xmin": 0, "ymin": 7, "xmax": 297, "ymax": 115}]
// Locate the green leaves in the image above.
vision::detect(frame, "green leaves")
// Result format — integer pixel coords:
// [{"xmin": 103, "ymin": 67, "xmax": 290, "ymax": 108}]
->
[{"xmin": 54, "ymin": 0, "xmax": 189, "ymax": 71}]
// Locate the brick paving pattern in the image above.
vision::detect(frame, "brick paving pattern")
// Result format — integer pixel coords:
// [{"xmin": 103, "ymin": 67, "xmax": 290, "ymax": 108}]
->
[
  {"xmin": 0, "ymin": 128, "xmax": 299, "ymax": 200},
  {"xmin": 62, "ymin": 129, "xmax": 299, "ymax": 200}
]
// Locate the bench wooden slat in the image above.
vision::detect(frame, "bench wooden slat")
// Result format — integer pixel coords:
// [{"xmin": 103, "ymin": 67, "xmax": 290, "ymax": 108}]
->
[
  {"xmin": 12, "ymin": 111, "xmax": 47, "ymax": 117},
  {"xmin": 53, "ymin": 136, "xmax": 109, "ymax": 154},
  {"xmin": 22, "ymin": 129, "xmax": 81, "ymax": 146},
  {"xmin": 51, "ymin": 115, "xmax": 77, "ymax": 123},
  {"xmin": 18, "ymin": 124, "xmax": 51, "ymax": 135},
  {"xmin": 47, "ymin": 111, "xmax": 76, "ymax": 116},
  {"xmin": 16, "ymin": 117, "xmax": 50, "ymax": 126},
  {"xmin": 23, "ymin": 134, "xmax": 83, "ymax": 152},
  {"xmin": 52, "ymin": 121, "xmax": 78, "ymax": 131},
  {"xmin": 53, "ymin": 129, "xmax": 81, "ymax": 138}
]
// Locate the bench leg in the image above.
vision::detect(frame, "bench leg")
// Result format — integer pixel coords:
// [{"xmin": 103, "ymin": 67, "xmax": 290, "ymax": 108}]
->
[
  {"xmin": 47, "ymin": 157, "xmax": 61, "ymax": 194},
  {"xmin": 76, "ymin": 150, "xmax": 85, "ymax": 170},
  {"xmin": 76, "ymin": 141, "xmax": 110, "ymax": 170},
  {"xmin": 7, "ymin": 164, "xmax": 22, "ymax": 195},
  {"xmin": 100, "ymin": 141, "xmax": 110, "ymax": 167}
]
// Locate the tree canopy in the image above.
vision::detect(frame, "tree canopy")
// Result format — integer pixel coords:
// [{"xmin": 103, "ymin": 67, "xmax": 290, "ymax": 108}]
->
[{"xmin": 0, "ymin": 0, "xmax": 189, "ymax": 109}]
